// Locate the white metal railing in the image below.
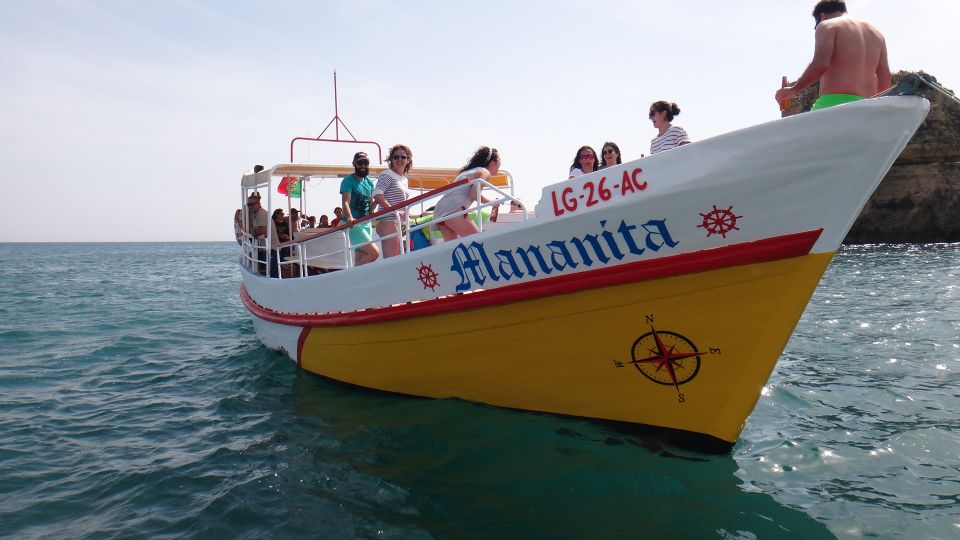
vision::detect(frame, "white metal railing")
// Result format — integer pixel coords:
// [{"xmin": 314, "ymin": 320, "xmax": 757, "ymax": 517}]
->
[{"xmin": 256, "ymin": 175, "xmax": 530, "ymax": 279}]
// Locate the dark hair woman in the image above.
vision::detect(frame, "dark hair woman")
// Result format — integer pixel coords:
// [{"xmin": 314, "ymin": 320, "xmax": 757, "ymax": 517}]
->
[
  {"xmin": 600, "ymin": 141, "xmax": 622, "ymax": 168},
  {"xmin": 433, "ymin": 146, "xmax": 501, "ymax": 241},
  {"xmin": 459, "ymin": 146, "xmax": 500, "ymax": 173},
  {"xmin": 568, "ymin": 145, "xmax": 599, "ymax": 178},
  {"xmin": 648, "ymin": 101, "xmax": 691, "ymax": 155}
]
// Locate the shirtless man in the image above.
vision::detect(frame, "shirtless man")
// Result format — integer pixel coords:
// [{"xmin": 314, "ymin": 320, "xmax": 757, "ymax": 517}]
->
[{"xmin": 776, "ymin": 0, "xmax": 891, "ymax": 111}]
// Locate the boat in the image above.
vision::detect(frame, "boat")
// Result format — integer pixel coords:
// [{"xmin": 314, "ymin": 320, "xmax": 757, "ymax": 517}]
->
[{"xmin": 237, "ymin": 75, "xmax": 935, "ymax": 450}]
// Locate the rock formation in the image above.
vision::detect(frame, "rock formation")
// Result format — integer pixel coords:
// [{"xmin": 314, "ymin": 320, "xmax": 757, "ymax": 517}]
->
[{"xmin": 783, "ymin": 72, "xmax": 960, "ymax": 243}]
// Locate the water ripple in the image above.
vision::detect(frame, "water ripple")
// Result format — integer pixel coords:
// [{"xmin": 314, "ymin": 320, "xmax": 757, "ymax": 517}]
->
[{"xmin": 0, "ymin": 243, "xmax": 957, "ymax": 538}]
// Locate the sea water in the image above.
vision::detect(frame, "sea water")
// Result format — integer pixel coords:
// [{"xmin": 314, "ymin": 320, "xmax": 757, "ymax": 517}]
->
[{"xmin": 0, "ymin": 243, "xmax": 957, "ymax": 539}]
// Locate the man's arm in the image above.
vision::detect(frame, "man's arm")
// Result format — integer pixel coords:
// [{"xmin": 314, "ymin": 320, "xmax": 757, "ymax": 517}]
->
[
  {"xmin": 776, "ymin": 23, "xmax": 837, "ymax": 103},
  {"xmin": 340, "ymin": 192, "xmax": 353, "ymax": 223},
  {"xmin": 876, "ymin": 37, "xmax": 891, "ymax": 91}
]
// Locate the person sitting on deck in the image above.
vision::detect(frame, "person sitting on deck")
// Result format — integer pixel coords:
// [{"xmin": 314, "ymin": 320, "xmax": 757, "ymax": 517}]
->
[
  {"xmin": 312, "ymin": 215, "xmax": 322, "ymax": 228},
  {"xmin": 329, "ymin": 207, "xmax": 343, "ymax": 227},
  {"xmin": 339, "ymin": 152, "xmax": 380, "ymax": 266},
  {"xmin": 432, "ymin": 146, "xmax": 501, "ymax": 241},
  {"xmin": 246, "ymin": 193, "xmax": 269, "ymax": 275},
  {"xmin": 289, "ymin": 208, "xmax": 301, "ymax": 234},
  {"xmin": 272, "ymin": 208, "xmax": 293, "ymax": 275}
]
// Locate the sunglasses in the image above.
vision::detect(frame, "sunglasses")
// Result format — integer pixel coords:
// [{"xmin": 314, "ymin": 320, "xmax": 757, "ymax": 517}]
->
[
  {"xmin": 391, "ymin": 154, "xmax": 409, "ymax": 161},
  {"xmin": 603, "ymin": 148, "xmax": 616, "ymax": 155},
  {"xmin": 355, "ymin": 159, "xmax": 370, "ymax": 166},
  {"xmin": 579, "ymin": 154, "xmax": 595, "ymax": 160}
]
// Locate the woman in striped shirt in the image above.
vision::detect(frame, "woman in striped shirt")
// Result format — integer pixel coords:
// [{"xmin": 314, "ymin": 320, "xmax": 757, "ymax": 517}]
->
[
  {"xmin": 371, "ymin": 144, "xmax": 412, "ymax": 258},
  {"xmin": 649, "ymin": 101, "xmax": 691, "ymax": 155}
]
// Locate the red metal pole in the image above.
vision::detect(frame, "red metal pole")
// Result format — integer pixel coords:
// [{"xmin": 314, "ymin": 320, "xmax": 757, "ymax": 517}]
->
[{"xmin": 334, "ymin": 70, "xmax": 339, "ymax": 140}]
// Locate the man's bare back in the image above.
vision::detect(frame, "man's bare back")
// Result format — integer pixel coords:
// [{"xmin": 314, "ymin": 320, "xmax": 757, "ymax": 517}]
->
[
  {"xmin": 776, "ymin": 8, "xmax": 891, "ymax": 107},
  {"xmin": 817, "ymin": 16, "xmax": 889, "ymax": 96}
]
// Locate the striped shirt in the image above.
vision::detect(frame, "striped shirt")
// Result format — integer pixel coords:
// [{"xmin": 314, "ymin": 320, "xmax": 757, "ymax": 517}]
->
[
  {"xmin": 373, "ymin": 169, "xmax": 410, "ymax": 220},
  {"xmin": 650, "ymin": 126, "xmax": 690, "ymax": 155}
]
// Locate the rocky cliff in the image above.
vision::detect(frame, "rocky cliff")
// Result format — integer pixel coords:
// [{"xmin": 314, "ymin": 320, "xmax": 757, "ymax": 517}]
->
[{"xmin": 784, "ymin": 72, "xmax": 960, "ymax": 243}]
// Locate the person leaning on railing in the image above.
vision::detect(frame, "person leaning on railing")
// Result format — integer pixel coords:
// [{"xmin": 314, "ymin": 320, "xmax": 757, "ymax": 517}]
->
[
  {"xmin": 432, "ymin": 146, "xmax": 501, "ymax": 241},
  {"xmin": 371, "ymin": 144, "xmax": 413, "ymax": 258}
]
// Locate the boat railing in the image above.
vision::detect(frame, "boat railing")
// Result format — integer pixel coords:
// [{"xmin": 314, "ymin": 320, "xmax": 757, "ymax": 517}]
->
[{"xmin": 267, "ymin": 175, "xmax": 527, "ymax": 279}]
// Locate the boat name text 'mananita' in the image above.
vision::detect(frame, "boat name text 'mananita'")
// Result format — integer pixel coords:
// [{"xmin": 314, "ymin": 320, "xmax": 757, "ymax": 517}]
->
[{"xmin": 449, "ymin": 218, "xmax": 677, "ymax": 291}]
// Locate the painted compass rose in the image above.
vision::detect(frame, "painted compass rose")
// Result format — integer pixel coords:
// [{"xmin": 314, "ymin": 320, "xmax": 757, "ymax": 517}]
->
[
  {"xmin": 698, "ymin": 204, "xmax": 742, "ymax": 238},
  {"xmin": 416, "ymin": 262, "xmax": 439, "ymax": 291},
  {"xmin": 615, "ymin": 317, "xmax": 720, "ymax": 402}
]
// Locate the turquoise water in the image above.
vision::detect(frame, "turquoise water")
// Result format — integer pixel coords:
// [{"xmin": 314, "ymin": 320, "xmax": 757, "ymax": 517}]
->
[{"xmin": 0, "ymin": 243, "xmax": 957, "ymax": 539}]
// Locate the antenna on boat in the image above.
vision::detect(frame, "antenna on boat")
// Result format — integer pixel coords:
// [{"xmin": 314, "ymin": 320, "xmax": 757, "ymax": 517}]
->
[
  {"xmin": 288, "ymin": 70, "xmax": 383, "ymax": 164},
  {"xmin": 319, "ymin": 70, "xmax": 354, "ymax": 142}
]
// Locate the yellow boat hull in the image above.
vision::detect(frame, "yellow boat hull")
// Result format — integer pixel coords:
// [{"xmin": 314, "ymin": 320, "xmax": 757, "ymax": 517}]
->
[{"xmin": 296, "ymin": 251, "xmax": 833, "ymax": 443}]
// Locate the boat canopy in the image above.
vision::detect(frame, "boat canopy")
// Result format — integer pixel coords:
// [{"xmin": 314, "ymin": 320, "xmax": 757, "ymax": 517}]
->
[{"xmin": 242, "ymin": 164, "xmax": 512, "ymax": 192}]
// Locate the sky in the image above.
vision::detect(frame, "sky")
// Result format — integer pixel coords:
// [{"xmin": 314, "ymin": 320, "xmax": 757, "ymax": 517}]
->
[{"xmin": 1, "ymin": 0, "xmax": 957, "ymax": 242}]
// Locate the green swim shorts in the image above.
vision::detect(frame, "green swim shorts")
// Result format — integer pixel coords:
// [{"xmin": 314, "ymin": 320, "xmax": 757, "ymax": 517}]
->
[
  {"xmin": 348, "ymin": 221, "xmax": 373, "ymax": 247},
  {"xmin": 811, "ymin": 93, "xmax": 865, "ymax": 110}
]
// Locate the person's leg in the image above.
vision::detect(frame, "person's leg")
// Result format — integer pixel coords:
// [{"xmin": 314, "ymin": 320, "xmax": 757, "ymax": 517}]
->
[
  {"xmin": 435, "ymin": 221, "xmax": 459, "ymax": 242},
  {"xmin": 257, "ymin": 248, "xmax": 267, "ymax": 275},
  {"xmin": 445, "ymin": 215, "xmax": 480, "ymax": 238},
  {"xmin": 350, "ymin": 222, "xmax": 380, "ymax": 265},
  {"xmin": 376, "ymin": 220, "xmax": 401, "ymax": 258},
  {"xmin": 355, "ymin": 244, "xmax": 380, "ymax": 265}
]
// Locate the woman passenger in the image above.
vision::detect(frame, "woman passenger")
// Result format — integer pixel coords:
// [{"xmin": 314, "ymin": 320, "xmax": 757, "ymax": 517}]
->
[
  {"xmin": 568, "ymin": 146, "xmax": 599, "ymax": 178},
  {"xmin": 371, "ymin": 144, "xmax": 412, "ymax": 258},
  {"xmin": 600, "ymin": 142, "xmax": 622, "ymax": 169},
  {"xmin": 289, "ymin": 208, "xmax": 301, "ymax": 234},
  {"xmin": 233, "ymin": 209, "xmax": 243, "ymax": 244},
  {"xmin": 270, "ymin": 208, "xmax": 290, "ymax": 277},
  {"xmin": 432, "ymin": 146, "xmax": 501, "ymax": 241},
  {"xmin": 649, "ymin": 101, "xmax": 691, "ymax": 154}
]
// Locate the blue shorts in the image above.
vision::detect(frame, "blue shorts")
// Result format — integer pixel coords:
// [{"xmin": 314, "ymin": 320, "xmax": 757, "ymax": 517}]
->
[{"xmin": 348, "ymin": 221, "xmax": 373, "ymax": 247}]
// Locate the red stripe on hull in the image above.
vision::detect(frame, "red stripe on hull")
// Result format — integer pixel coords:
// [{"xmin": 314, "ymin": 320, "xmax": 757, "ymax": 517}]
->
[{"xmin": 242, "ymin": 229, "xmax": 823, "ymax": 327}]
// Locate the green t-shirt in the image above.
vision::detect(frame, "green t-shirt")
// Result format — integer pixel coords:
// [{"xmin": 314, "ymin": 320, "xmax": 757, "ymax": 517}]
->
[{"xmin": 339, "ymin": 174, "xmax": 375, "ymax": 219}]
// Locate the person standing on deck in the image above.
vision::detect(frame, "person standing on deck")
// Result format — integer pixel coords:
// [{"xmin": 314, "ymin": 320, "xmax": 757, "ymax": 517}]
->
[
  {"xmin": 775, "ymin": 0, "xmax": 891, "ymax": 111},
  {"xmin": 339, "ymin": 152, "xmax": 380, "ymax": 266},
  {"xmin": 371, "ymin": 144, "xmax": 413, "ymax": 259}
]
